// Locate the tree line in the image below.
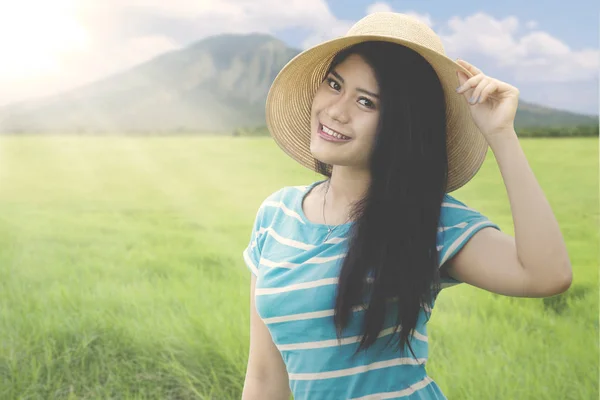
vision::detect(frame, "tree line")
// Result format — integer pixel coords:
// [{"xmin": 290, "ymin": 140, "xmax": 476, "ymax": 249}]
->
[{"xmin": 233, "ymin": 124, "xmax": 599, "ymax": 138}]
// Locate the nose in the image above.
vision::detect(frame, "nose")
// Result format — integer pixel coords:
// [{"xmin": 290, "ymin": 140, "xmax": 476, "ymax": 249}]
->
[{"xmin": 325, "ymin": 95, "xmax": 350, "ymax": 125}]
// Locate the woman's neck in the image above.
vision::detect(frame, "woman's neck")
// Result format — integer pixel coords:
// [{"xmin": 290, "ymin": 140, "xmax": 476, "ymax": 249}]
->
[{"xmin": 326, "ymin": 165, "xmax": 370, "ymax": 211}]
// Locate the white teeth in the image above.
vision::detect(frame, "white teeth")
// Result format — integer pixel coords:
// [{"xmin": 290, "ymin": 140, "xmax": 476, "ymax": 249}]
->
[{"xmin": 322, "ymin": 125, "xmax": 349, "ymax": 140}]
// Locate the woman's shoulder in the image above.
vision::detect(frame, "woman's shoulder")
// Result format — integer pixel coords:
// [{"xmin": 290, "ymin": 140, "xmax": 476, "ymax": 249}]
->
[
  {"xmin": 258, "ymin": 181, "xmax": 320, "ymax": 207},
  {"xmin": 441, "ymin": 193, "xmax": 477, "ymax": 212},
  {"xmin": 439, "ymin": 193, "xmax": 494, "ymax": 226},
  {"xmin": 253, "ymin": 182, "xmax": 314, "ymax": 218}
]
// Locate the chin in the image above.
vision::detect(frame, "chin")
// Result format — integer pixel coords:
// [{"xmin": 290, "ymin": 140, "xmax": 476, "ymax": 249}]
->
[
  {"xmin": 309, "ymin": 129, "xmax": 358, "ymax": 167},
  {"xmin": 309, "ymin": 140, "xmax": 335, "ymax": 165},
  {"xmin": 310, "ymin": 148, "xmax": 347, "ymax": 168}
]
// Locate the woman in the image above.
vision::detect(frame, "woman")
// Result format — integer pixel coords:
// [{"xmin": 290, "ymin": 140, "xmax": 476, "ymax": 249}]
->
[{"xmin": 241, "ymin": 12, "xmax": 572, "ymax": 400}]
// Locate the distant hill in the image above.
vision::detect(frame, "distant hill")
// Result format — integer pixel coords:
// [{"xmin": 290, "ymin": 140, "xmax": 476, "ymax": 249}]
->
[
  {"xmin": 0, "ymin": 33, "xmax": 299, "ymax": 134},
  {"xmin": 515, "ymin": 102, "xmax": 597, "ymax": 129},
  {"xmin": 0, "ymin": 33, "xmax": 596, "ymax": 134}
]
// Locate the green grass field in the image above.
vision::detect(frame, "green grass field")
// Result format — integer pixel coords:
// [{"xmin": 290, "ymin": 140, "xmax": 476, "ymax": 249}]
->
[{"xmin": 0, "ymin": 136, "xmax": 597, "ymax": 399}]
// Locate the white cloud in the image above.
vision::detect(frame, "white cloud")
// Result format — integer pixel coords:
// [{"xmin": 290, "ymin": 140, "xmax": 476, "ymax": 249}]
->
[
  {"xmin": 525, "ymin": 20, "xmax": 538, "ymax": 29},
  {"xmin": 366, "ymin": 2, "xmax": 394, "ymax": 14},
  {"xmin": 438, "ymin": 12, "xmax": 599, "ymax": 82},
  {"xmin": 300, "ymin": 19, "xmax": 353, "ymax": 49},
  {"xmin": 402, "ymin": 11, "xmax": 434, "ymax": 28},
  {"xmin": 111, "ymin": 0, "xmax": 243, "ymax": 19},
  {"xmin": 366, "ymin": 4, "xmax": 433, "ymax": 28},
  {"xmin": 78, "ymin": 0, "xmax": 342, "ymax": 43}
]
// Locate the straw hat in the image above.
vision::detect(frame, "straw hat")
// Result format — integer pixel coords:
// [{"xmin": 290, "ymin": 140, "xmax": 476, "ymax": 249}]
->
[{"xmin": 265, "ymin": 12, "xmax": 490, "ymax": 193}]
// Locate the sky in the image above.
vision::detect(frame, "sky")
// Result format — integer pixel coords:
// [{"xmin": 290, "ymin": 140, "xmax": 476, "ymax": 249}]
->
[{"xmin": 0, "ymin": 0, "xmax": 598, "ymax": 115}]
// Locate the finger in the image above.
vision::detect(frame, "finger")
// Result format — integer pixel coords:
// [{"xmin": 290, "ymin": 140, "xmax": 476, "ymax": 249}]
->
[
  {"xmin": 456, "ymin": 70, "xmax": 471, "ymax": 92},
  {"xmin": 456, "ymin": 71, "xmax": 478, "ymax": 104},
  {"xmin": 456, "ymin": 59, "xmax": 483, "ymax": 75},
  {"xmin": 493, "ymin": 79, "xmax": 518, "ymax": 97},
  {"xmin": 456, "ymin": 59, "xmax": 483, "ymax": 76},
  {"xmin": 478, "ymin": 81, "xmax": 499, "ymax": 104},
  {"xmin": 456, "ymin": 72, "xmax": 486, "ymax": 95},
  {"xmin": 469, "ymin": 78, "xmax": 491, "ymax": 105}
]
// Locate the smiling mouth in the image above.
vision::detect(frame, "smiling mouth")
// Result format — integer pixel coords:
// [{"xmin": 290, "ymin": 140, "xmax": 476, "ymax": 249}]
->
[{"xmin": 318, "ymin": 123, "xmax": 351, "ymax": 141}]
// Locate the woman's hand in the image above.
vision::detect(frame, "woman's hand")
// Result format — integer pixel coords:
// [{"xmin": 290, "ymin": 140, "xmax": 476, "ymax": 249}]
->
[{"xmin": 455, "ymin": 59, "xmax": 520, "ymax": 142}]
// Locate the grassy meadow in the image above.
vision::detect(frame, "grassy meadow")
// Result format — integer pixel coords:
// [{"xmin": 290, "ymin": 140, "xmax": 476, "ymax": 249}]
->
[{"xmin": 0, "ymin": 135, "xmax": 597, "ymax": 399}]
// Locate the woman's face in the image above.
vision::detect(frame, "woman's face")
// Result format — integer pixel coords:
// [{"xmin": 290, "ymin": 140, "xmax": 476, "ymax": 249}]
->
[{"xmin": 310, "ymin": 53, "xmax": 381, "ymax": 170}]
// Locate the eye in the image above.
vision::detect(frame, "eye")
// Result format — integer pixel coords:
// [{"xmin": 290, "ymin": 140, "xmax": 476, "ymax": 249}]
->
[
  {"xmin": 359, "ymin": 97, "xmax": 376, "ymax": 109},
  {"xmin": 326, "ymin": 77, "xmax": 341, "ymax": 91}
]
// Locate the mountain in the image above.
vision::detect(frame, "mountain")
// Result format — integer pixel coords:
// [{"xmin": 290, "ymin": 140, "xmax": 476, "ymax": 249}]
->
[
  {"xmin": 0, "ymin": 33, "xmax": 596, "ymax": 134},
  {"xmin": 514, "ymin": 102, "xmax": 597, "ymax": 129},
  {"xmin": 0, "ymin": 33, "xmax": 299, "ymax": 134}
]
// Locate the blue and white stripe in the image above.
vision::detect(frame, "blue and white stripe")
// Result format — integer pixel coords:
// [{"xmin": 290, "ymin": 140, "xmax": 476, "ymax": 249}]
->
[{"xmin": 242, "ymin": 180, "xmax": 500, "ymax": 399}]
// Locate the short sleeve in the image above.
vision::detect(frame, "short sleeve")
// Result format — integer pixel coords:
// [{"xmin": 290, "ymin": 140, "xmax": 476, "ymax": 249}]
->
[
  {"xmin": 437, "ymin": 194, "xmax": 501, "ymax": 288},
  {"xmin": 242, "ymin": 188, "xmax": 287, "ymax": 277},
  {"xmin": 242, "ymin": 204, "xmax": 266, "ymax": 277}
]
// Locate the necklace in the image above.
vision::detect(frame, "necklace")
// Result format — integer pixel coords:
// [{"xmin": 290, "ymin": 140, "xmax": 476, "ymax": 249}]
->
[{"xmin": 322, "ymin": 179, "xmax": 351, "ymax": 242}]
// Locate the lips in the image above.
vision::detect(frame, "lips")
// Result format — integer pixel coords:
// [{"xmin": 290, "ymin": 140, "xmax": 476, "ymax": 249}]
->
[{"xmin": 318, "ymin": 123, "xmax": 351, "ymax": 142}]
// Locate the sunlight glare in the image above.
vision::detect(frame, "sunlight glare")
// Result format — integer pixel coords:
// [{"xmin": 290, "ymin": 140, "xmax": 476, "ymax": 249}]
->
[{"xmin": 0, "ymin": 0, "xmax": 89, "ymax": 78}]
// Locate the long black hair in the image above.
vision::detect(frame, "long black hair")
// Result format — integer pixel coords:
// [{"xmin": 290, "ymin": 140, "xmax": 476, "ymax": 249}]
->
[{"xmin": 315, "ymin": 41, "xmax": 448, "ymax": 361}]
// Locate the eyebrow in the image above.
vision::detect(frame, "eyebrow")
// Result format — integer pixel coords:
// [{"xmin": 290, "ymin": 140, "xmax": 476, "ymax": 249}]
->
[{"xmin": 330, "ymin": 69, "xmax": 380, "ymax": 99}]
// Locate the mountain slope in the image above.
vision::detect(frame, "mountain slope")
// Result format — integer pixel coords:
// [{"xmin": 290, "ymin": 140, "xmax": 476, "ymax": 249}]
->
[
  {"xmin": 515, "ymin": 102, "xmax": 597, "ymax": 128},
  {"xmin": 0, "ymin": 33, "xmax": 299, "ymax": 134}
]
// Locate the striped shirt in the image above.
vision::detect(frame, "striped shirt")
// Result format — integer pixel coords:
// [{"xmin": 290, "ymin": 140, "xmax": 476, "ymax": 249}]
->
[{"xmin": 242, "ymin": 180, "xmax": 500, "ymax": 399}]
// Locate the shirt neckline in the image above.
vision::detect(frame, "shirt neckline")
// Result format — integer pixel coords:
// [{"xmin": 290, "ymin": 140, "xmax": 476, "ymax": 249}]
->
[{"xmin": 296, "ymin": 179, "xmax": 354, "ymax": 231}]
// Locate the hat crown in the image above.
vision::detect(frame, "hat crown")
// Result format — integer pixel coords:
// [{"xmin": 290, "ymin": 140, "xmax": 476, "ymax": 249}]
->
[
  {"xmin": 265, "ymin": 11, "xmax": 489, "ymax": 193},
  {"xmin": 346, "ymin": 12, "xmax": 445, "ymax": 55}
]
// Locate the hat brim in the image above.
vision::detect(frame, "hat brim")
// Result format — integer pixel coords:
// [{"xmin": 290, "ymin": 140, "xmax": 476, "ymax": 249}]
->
[{"xmin": 265, "ymin": 34, "xmax": 489, "ymax": 192}]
